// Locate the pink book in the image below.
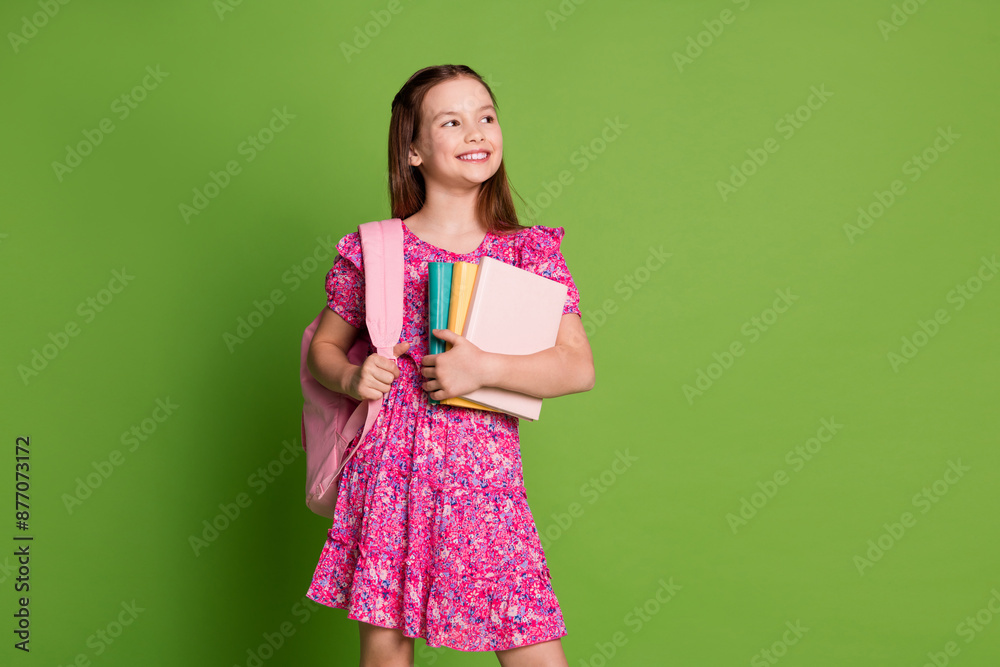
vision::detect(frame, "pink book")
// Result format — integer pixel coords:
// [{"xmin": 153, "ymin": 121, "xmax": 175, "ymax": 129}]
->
[{"xmin": 458, "ymin": 256, "xmax": 568, "ymax": 421}]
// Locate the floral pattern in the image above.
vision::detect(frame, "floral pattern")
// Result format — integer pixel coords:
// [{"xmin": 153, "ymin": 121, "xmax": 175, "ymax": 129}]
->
[{"xmin": 305, "ymin": 220, "xmax": 582, "ymax": 651}]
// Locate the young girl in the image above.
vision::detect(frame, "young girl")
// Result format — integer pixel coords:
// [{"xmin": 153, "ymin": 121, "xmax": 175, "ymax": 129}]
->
[{"xmin": 305, "ymin": 64, "xmax": 595, "ymax": 665}]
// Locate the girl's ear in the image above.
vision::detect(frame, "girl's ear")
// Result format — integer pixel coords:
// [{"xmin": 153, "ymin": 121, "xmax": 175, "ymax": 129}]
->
[{"xmin": 408, "ymin": 145, "xmax": 422, "ymax": 167}]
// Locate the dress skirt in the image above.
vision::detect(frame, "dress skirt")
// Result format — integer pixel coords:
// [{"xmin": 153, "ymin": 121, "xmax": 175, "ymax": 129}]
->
[{"xmin": 305, "ymin": 222, "xmax": 582, "ymax": 651}]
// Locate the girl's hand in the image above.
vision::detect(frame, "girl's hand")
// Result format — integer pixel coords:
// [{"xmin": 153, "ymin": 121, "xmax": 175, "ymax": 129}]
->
[
  {"xmin": 421, "ymin": 329, "xmax": 489, "ymax": 400},
  {"xmin": 347, "ymin": 341, "xmax": 411, "ymax": 401}
]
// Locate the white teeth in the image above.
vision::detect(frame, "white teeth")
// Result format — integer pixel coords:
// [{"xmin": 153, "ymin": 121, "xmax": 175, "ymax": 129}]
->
[{"xmin": 458, "ymin": 152, "xmax": 488, "ymax": 160}]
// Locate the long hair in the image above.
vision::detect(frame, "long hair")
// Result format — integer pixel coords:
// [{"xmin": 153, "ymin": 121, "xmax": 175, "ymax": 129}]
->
[{"xmin": 388, "ymin": 65, "xmax": 525, "ymax": 237}]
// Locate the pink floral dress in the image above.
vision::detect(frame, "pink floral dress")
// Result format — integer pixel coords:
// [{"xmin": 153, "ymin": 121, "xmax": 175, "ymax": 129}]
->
[{"xmin": 305, "ymin": 220, "xmax": 582, "ymax": 652}]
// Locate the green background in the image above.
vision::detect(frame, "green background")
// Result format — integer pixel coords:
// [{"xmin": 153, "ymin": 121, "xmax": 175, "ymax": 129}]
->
[{"xmin": 2, "ymin": 0, "xmax": 998, "ymax": 664}]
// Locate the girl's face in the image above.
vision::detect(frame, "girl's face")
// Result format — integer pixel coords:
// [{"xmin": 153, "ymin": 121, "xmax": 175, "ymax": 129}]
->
[{"xmin": 409, "ymin": 77, "xmax": 502, "ymax": 190}]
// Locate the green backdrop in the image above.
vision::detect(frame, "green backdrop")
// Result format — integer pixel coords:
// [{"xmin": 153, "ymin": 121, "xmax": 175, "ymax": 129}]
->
[{"xmin": 2, "ymin": 0, "xmax": 998, "ymax": 665}]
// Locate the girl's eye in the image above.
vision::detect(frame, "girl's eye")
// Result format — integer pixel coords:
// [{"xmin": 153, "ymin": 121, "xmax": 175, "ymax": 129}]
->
[{"xmin": 443, "ymin": 115, "xmax": 495, "ymax": 127}]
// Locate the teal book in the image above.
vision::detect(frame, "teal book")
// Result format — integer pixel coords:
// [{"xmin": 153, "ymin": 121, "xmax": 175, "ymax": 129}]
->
[{"xmin": 427, "ymin": 262, "xmax": 454, "ymax": 405}]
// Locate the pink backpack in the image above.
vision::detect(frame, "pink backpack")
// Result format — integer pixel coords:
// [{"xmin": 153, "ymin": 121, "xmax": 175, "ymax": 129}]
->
[{"xmin": 300, "ymin": 218, "xmax": 404, "ymax": 519}]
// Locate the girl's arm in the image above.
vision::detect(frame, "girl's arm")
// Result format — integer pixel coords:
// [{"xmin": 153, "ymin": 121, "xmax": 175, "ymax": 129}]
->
[
  {"xmin": 482, "ymin": 313, "xmax": 595, "ymax": 399},
  {"xmin": 309, "ymin": 307, "xmax": 411, "ymax": 402},
  {"xmin": 307, "ymin": 308, "xmax": 363, "ymax": 399}
]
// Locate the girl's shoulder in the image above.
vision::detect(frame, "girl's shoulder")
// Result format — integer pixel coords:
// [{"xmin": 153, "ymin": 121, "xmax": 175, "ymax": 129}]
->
[
  {"xmin": 333, "ymin": 230, "xmax": 363, "ymax": 270},
  {"xmin": 505, "ymin": 224, "xmax": 568, "ymax": 263}
]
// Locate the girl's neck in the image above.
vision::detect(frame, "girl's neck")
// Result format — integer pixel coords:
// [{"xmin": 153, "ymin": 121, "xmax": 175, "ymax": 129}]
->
[
  {"xmin": 403, "ymin": 210, "xmax": 489, "ymax": 255},
  {"xmin": 404, "ymin": 207, "xmax": 486, "ymax": 236}
]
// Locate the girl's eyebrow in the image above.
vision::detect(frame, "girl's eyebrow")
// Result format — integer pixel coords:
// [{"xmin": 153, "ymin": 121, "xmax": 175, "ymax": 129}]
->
[{"xmin": 432, "ymin": 104, "xmax": 495, "ymax": 121}]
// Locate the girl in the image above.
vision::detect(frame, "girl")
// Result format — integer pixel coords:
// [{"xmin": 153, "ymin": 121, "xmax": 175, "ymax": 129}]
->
[{"xmin": 305, "ymin": 64, "xmax": 595, "ymax": 666}]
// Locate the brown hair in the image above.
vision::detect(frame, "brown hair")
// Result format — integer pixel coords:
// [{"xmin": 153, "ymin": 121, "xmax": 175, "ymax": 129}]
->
[{"xmin": 388, "ymin": 65, "xmax": 526, "ymax": 237}]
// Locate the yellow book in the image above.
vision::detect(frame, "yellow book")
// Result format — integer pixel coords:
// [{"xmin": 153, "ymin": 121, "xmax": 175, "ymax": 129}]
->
[{"xmin": 440, "ymin": 262, "xmax": 500, "ymax": 413}]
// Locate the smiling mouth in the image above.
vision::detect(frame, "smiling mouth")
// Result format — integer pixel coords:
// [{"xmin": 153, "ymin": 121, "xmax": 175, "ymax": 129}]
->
[{"xmin": 457, "ymin": 152, "xmax": 490, "ymax": 163}]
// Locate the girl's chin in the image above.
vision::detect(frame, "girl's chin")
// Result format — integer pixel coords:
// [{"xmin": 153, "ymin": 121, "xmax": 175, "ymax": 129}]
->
[{"xmin": 429, "ymin": 169, "xmax": 499, "ymax": 186}]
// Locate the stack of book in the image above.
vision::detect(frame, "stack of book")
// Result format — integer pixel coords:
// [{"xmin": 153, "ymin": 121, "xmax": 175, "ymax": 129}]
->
[{"xmin": 427, "ymin": 257, "xmax": 567, "ymax": 421}]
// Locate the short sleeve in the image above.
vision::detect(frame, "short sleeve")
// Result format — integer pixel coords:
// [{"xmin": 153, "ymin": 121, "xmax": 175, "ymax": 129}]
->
[
  {"xmin": 325, "ymin": 232, "xmax": 365, "ymax": 329},
  {"xmin": 518, "ymin": 225, "xmax": 582, "ymax": 316}
]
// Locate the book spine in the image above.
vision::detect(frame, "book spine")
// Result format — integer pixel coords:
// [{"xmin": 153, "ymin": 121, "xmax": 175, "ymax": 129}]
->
[
  {"xmin": 439, "ymin": 395, "xmax": 502, "ymax": 412},
  {"xmin": 439, "ymin": 261, "xmax": 502, "ymax": 414},
  {"xmin": 427, "ymin": 262, "xmax": 453, "ymax": 405},
  {"xmin": 461, "ymin": 256, "xmax": 491, "ymax": 341},
  {"xmin": 445, "ymin": 262, "xmax": 478, "ymax": 349},
  {"xmin": 438, "ymin": 260, "xmax": 503, "ymax": 416}
]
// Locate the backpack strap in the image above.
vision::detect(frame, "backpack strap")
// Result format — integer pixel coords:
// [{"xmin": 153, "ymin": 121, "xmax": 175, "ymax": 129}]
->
[{"xmin": 349, "ymin": 218, "xmax": 405, "ymax": 452}]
